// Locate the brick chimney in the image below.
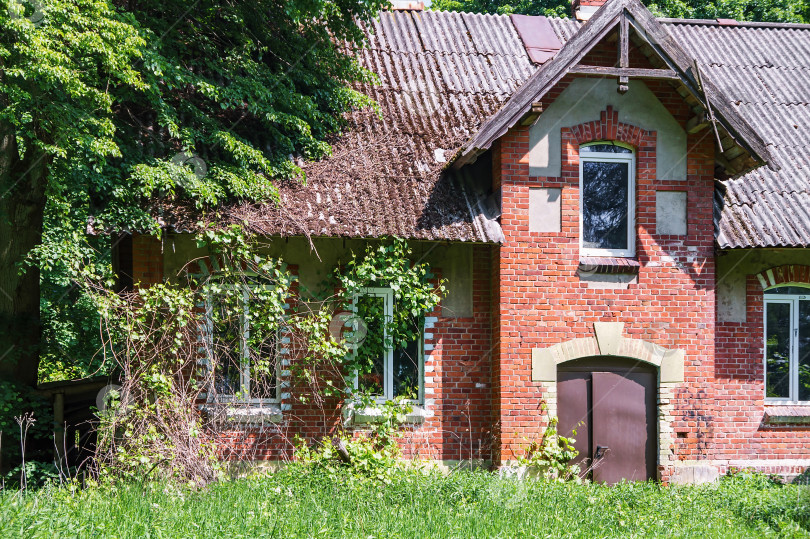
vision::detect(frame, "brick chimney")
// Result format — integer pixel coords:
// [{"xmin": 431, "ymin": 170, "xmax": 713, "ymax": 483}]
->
[
  {"xmin": 390, "ymin": 1, "xmax": 424, "ymax": 10},
  {"xmin": 572, "ymin": 0, "xmax": 608, "ymax": 21}
]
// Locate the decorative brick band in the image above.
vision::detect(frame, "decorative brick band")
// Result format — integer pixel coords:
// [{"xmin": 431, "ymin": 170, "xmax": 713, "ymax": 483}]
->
[
  {"xmin": 755, "ymin": 264, "xmax": 810, "ymax": 289},
  {"xmin": 531, "ymin": 322, "xmax": 684, "ymax": 383},
  {"xmin": 568, "ymin": 106, "xmax": 654, "ymax": 149}
]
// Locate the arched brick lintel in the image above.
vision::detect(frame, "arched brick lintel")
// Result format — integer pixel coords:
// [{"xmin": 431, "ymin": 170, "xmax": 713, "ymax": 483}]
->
[
  {"xmin": 756, "ymin": 265, "xmax": 810, "ymax": 290},
  {"xmin": 531, "ymin": 322, "xmax": 684, "ymax": 383},
  {"xmin": 568, "ymin": 106, "xmax": 656, "ymax": 150}
]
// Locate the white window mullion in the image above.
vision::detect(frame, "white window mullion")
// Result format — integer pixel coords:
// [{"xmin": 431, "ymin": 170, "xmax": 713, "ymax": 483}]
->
[
  {"xmin": 241, "ymin": 286, "xmax": 251, "ymax": 401},
  {"xmin": 384, "ymin": 290, "xmax": 394, "ymax": 400},
  {"xmin": 792, "ymin": 298, "xmax": 800, "ymax": 402}
]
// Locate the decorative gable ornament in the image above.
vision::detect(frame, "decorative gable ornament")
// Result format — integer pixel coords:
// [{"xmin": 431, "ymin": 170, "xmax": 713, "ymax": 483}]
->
[{"xmin": 453, "ymin": 0, "xmax": 776, "ymax": 178}]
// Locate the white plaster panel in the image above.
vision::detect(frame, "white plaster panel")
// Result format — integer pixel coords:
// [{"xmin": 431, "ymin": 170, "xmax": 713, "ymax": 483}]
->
[
  {"xmin": 529, "ymin": 187, "xmax": 562, "ymax": 233},
  {"xmin": 529, "ymin": 78, "xmax": 687, "ymax": 181},
  {"xmin": 656, "ymin": 191, "xmax": 688, "ymax": 235}
]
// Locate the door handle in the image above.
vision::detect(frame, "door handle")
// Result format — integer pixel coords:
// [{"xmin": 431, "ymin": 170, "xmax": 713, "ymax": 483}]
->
[{"xmin": 595, "ymin": 445, "xmax": 609, "ymax": 459}]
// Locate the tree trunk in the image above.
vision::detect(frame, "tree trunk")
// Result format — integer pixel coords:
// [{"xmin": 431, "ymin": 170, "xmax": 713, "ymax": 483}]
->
[{"xmin": 0, "ymin": 124, "xmax": 48, "ymax": 388}]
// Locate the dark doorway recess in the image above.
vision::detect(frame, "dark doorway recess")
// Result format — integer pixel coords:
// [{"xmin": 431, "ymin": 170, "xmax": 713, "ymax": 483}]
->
[{"xmin": 557, "ymin": 357, "xmax": 657, "ymax": 484}]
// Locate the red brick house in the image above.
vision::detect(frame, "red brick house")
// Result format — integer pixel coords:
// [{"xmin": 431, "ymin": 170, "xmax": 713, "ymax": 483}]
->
[{"xmin": 123, "ymin": 0, "xmax": 810, "ymax": 482}]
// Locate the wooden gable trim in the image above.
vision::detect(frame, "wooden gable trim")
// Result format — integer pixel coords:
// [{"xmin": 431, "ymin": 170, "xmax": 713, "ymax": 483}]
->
[{"xmin": 453, "ymin": 0, "xmax": 775, "ymax": 176}]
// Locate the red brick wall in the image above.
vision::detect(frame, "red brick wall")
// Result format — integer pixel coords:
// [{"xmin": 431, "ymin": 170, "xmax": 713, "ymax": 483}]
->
[
  {"xmin": 132, "ymin": 234, "xmax": 164, "ymax": 286},
  {"xmin": 131, "ymin": 239, "xmax": 496, "ymax": 464},
  {"xmin": 714, "ymin": 265, "xmax": 810, "ymax": 476},
  {"xmin": 493, "ymin": 76, "xmax": 718, "ymax": 478}
]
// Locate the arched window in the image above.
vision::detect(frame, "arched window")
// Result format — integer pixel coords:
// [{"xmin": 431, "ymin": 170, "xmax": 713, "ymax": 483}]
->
[
  {"xmin": 579, "ymin": 141, "xmax": 635, "ymax": 257},
  {"xmin": 764, "ymin": 285, "xmax": 810, "ymax": 402}
]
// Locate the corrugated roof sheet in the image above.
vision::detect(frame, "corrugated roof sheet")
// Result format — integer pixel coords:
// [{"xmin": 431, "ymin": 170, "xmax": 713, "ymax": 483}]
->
[
  {"xmin": 224, "ymin": 9, "xmax": 810, "ymax": 248},
  {"xmin": 665, "ymin": 21, "xmax": 810, "ymax": 248},
  {"xmin": 227, "ymin": 9, "xmax": 548, "ymax": 242}
]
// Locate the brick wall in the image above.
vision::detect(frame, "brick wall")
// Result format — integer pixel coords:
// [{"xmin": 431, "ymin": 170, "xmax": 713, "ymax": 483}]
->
[
  {"xmin": 493, "ymin": 74, "xmax": 718, "ymax": 479},
  {"xmin": 132, "ymin": 233, "xmax": 164, "ymax": 286},
  {"xmin": 131, "ymin": 238, "xmax": 496, "ymax": 464},
  {"xmin": 714, "ymin": 265, "xmax": 810, "ymax": 477}
]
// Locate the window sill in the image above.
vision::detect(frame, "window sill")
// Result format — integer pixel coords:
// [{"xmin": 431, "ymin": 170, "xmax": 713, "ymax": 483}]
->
[
  {"xmin": 579, "ymin": 257, "xmax": 640, "ymax": 275},
  {"xmin": 201, "ymin": 403, "xmax": 283, "ymax": 425},
  {"xmin": 763, "ymin": 404, "xmax": 810, "ymax": 425},
  {"xmin": 342, "ymin": 402, "xmax": 427, "ymax": 426}
]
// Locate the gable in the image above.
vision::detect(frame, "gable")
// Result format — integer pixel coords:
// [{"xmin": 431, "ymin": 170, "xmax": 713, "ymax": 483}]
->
[
  {"xmin": 454, "ymin": 0, "xmax": 774, "ymax": 177},
  {"xmin": 528, "ymin": 78, "xmax": 686, "ymax": 180}
]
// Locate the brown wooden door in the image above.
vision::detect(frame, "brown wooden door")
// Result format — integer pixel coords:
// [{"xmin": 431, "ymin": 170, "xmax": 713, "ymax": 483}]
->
[{"xmin": 557, "ymin": 359, "xmax": 657, "ymax": 484}]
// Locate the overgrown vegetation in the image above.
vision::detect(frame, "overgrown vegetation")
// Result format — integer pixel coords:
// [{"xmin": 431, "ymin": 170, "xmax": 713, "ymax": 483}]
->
[
  {"xmin": 515, "ymin": 416, "xmax": 582, "ymax": 481},
  {"xmin": 1, "ymin": 469, "xmax": 808, "ymax": 537},
  {"xmin": 0, "ymin": 0, "xmax": 389, "ymax": 394},
  {"xmin": 79, "ymin": 230, "xmax": 444, "ymax": 483}
]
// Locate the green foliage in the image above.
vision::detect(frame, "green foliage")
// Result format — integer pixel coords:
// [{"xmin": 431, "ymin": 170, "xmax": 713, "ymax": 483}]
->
[
  {"xmin": 294, "ymin": 434, "xmax": 404, "ymax": 484},
  {"xmin": 1, "ymin": 470, "xmax": 809, "ymax": 536},
  {"xmin": 515, "ymin": 416, "xmax": 581, "ymax": 481},
  {"xmin": 430, "ymin": 0, "xmax": 810, "ymax": 23},
  {"xmin": 334, "ymin": 239, "xmax": 444, "ymax": 396},
  {"xmin": 0, "ymin": 381, "xmax": 52, "ymax": 467},
  {"xmin": 0, "ymin": 0, "xmax": 388, "ymax": 384},
  {"xmin": 3, "ymin": 461, "xmax": 60, "ymax": 489},
  {"xmin": 294, "ymin": 396, "xmax": 415, "ymax": 484},
  {"xmin": 431, "ymin": 0, "xmax": 569, "ymax": 17}
]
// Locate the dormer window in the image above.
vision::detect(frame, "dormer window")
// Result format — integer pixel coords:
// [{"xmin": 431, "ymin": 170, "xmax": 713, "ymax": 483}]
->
[{"xmin": 579, "ymin": 142, "xmax": 635, "ymax": 258}]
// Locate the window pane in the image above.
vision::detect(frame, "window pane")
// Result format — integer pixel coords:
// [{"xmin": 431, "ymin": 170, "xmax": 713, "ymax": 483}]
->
[
  {"xmin": 581, "ymin": 144, "xmax": 632, "ymax": 154},
  {"xmin": 582, "ymin": 161, "xmax": 629, "ymax": 250},
  {"xmin": 248, "ymin": 325, "xmax": 278, "ymax": 400},
  {"xmin": 212, "ymin": 294, "xmax": 242, "ymax": 397},
  {"xmin": 393, "ymin": 335, "xmax": 419, "ymax": 399},
  {"xmin": 765, "ymin": 301, "xmax": 791, "ymax": 399},
  {"xmin": 356, "ymin": 295, "xmax": 386, "ymax": 396},
  {"xmin": 766, "ymin": 286, "xmax": 810, "ymax": 296},
  {"xmin": 799, "ymin": 301, "xmax": 810, "ymax": 401}
]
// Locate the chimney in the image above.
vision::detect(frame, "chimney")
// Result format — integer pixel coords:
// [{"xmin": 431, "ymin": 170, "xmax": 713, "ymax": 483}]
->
[
  {"xmin": 390, "ymin": 1, "xmax": 424, "ymax": 10},
  {"xmin": 572, "ymin": 0, "xmax": 608, "ymax": 21}
]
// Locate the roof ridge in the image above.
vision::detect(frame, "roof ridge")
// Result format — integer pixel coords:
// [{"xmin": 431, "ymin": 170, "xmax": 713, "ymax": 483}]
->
[{"xmin": 659, "ymin": 17, "xmax": 810, "ymax": 30}]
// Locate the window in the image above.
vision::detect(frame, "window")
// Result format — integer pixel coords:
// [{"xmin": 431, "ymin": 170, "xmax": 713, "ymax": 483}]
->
[
  {"xmin": 352, "ymin": 287, "xmax": 422, "ymax": 402},
  {"xmin": 579, "ymin": 142, "xmax": 635, "ymax": 257},
  {"xmin": 764, "ymin": 286, "xmax": 810, "ymax": 402},
  {"xmin": 206, "ymin": 283, "xmax": 280, "ymax": 404}
]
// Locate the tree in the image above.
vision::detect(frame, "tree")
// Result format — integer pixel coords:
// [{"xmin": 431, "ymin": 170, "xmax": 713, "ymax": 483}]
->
[
  {"xmin": 430, "ymin": 0, "xmax": 569, "ymax": 17},
  {"xmin": 430, "ymin": 0, "xmax": 809, "ymax": 23},
  {"xmin": 0, "ymin": 0, "xmax": 386, "ymax": 388}
]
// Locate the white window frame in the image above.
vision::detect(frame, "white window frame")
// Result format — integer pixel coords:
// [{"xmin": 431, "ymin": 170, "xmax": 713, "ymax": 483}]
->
[
  {"xmin": 205, "ymin": 283, "xmax": 281, "ymax": 405},
  {"xmin": 579, "ymin": 142, "xmax": 636, "ymax": 258},
  {"xmin": 764, "ymin": 287, "xmax": 810, "ymax": 404},
  {"xmin": 351, "ymin": 287, "xmax": 424, "ymax": 404}
]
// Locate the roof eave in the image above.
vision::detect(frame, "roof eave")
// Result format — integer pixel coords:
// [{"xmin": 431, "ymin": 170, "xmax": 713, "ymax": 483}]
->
[{"xmin": 451, "ymin": 0, "xmax": 777, "ymax": 174}]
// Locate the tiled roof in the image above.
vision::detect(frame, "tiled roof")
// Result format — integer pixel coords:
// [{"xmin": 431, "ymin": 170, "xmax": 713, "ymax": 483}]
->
[
  {"xmin": 232, "ymin": 8, "xmax": 810, "ymax": 248},
  {"xmin": 663, "ymin": 21, "xmax": 810, "ymax": 248},
  {"xmin": 229, "ymin": 10, "xmax": 543, "ymax": 242}
]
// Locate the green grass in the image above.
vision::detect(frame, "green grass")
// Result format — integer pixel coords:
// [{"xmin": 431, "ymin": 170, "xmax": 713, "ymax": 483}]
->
[{"xmin": 1, "ymin": 469, "xmax": 808, "ymax": 538}]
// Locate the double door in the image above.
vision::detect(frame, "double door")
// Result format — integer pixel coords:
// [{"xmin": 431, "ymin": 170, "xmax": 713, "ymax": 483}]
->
[{"xmin": 557, "ymin": 358, "xmax": 657, "ymax": 483}]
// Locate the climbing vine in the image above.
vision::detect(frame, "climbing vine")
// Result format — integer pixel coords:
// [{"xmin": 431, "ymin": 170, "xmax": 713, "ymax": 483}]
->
[{"xmin": 90, "ymin": 226, "xmax": 444, "ymax": 483}]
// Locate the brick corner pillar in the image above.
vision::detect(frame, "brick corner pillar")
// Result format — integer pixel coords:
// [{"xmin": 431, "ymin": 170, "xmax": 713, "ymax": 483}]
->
[
  {"xmin": 131, "ymin": 233, "xmax": 164, "ymax": 287},
  {"xmin": 571, "ymin": 0, "xmax": 608, "ymax": 20}
]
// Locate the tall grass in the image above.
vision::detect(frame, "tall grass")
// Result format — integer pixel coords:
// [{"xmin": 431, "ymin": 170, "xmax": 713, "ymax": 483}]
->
[{"xmin": 1, "ymin": 469, "xmax": 808, "ymax": 538}]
